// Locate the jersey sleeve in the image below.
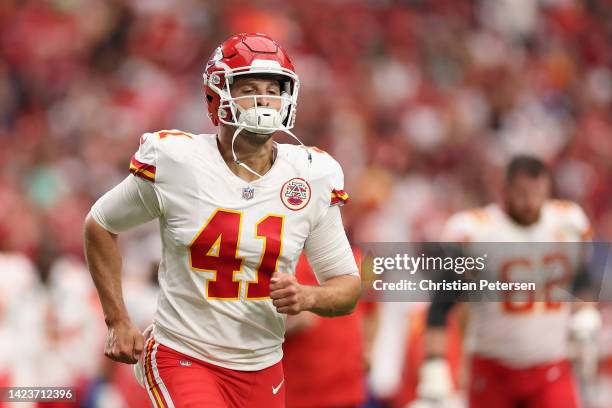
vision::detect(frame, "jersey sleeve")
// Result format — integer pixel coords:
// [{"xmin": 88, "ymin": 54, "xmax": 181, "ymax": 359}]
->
[
  {"xmin": 328, "ymin": 157, "xmax": 349, "ymax": 207},
  {"xmin": 566, "ymin": 202, "xmax": 593, "ymax": 241},
  {"xmin": 308, "ymin": 147, "xmax": 348, "ymax": 207},
  {"xmin": 441, "ymin": 211, "xmax": 477, "ymax": 242},
  {"xmin": 90, "ymin": 175, "xmax": 162, "ymax": 234},
  {"xmin": 129, "ymin": 132, "xmax": 158, "ymax": 182},
  {"xmin": 303, "ymin": 205, "xmax": 359, "ymax": 283},
  {"xmin": 304, "ymin": 148, "xmax": 351, "ymax": 245}
]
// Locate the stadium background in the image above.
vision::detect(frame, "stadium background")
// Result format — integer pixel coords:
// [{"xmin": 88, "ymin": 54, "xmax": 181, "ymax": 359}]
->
[{"xmin": 0, "ymin": 0, "xmax": 611, "ymax": 407}]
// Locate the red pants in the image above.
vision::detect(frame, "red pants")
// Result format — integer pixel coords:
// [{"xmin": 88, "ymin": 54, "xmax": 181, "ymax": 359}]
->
[
  {"xmin": 143, "ymin": 338, "xmax": 285, "ymax": 408},
  {"xmin": 469, "ymin": 356, "xmax": 579, "ymax": 408}
]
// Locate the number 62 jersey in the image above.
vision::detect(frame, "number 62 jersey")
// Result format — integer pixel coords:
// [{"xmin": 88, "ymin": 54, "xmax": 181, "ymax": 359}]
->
[
  {"xmin": 104, "ymin": 130, "xmax": 352, "ymax": 371},
  {"xmin": 441, "ymin": 202, "xmax": 592, "ymax": 368}
]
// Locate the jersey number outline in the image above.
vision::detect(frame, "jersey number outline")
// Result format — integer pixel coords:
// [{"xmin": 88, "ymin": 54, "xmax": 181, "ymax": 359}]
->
[
  {"xmin": 500, "ymin": 252, "xmax": 572, "ymax": 313},
  {"xmin": 188, "ymin": 209, "xmax": 284, "ymax": 300}
]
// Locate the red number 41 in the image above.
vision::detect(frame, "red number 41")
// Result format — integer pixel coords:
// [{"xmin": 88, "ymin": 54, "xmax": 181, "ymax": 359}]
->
[{"xmin": 188, "ymin": 209, "xmax": 284, "ymax": 300}]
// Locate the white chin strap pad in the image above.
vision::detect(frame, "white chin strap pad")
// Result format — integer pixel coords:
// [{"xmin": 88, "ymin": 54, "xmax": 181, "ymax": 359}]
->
[{"xmin": 238, "ymin": 107, "xmax": 283, "ymax": 135}]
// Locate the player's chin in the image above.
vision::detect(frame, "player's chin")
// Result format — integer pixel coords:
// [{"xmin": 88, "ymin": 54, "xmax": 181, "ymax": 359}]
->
[{"xmin": 241, "ymin": 129, "xmax": 274, "ymax": 145}]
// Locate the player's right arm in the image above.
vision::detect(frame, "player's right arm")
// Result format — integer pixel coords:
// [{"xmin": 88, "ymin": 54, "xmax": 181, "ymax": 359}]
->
[
  {"xmin": 84, "ymin": 133, "xmax": 162, "ymax": 364},
  {"xmin": 84, "ymin": 214, "xmax": 140, "ymax": 364},
  {"xmin": 424, "ymin": 211, "xmax": 475, "ymax": 358},
  {"xmin": 417, "ymin": 267, "xmax": 461, "ymax": 403},
  {"xmin": 417, "ymin": 211, "xmax": 476, "ymax": 403}
]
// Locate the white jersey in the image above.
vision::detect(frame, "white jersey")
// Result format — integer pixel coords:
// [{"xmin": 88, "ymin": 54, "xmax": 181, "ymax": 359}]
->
[
  {"xmin": 442, "ymin": 201, "xmax": 592, "ymax": 368},
  {"xmin": 126, "ymin": 130, "xmax": 349, "ymax": 370}
]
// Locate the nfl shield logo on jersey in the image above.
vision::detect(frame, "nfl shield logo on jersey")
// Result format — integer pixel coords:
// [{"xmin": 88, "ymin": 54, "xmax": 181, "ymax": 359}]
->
[
  {"xmin": 281, "ymin": 178, "xmax": 311, "ymax": 210},
  {"xmin": 242, "ymin": 186, "xmax": 255, "ymax": 200}
]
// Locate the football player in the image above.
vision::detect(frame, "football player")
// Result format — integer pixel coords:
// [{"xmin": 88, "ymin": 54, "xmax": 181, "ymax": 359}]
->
[
  {"xmin": 84, "ymin": 33, "xmax": 361, "ymax": 408},
  {"xmin": 415, "ymin": 155, "xmax": 601, "ymax": 408}
]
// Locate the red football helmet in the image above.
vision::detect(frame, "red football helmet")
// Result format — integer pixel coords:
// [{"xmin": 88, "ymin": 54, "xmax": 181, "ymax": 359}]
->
[{"xmin": 203, "ymin": 33, "xmax": 300, "ymax": 134}]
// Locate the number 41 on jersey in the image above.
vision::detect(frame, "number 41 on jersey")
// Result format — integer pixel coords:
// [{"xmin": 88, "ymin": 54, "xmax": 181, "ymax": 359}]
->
[{"xmin": 188, "ymin": 209, "xmax": 284, "ymax": 300}]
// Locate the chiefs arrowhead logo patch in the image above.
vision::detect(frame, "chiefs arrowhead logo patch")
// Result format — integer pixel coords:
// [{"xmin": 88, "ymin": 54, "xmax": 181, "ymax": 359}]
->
[{"xmin": 280, "ymin": 178, "xmax": 311, "ymax": 211}]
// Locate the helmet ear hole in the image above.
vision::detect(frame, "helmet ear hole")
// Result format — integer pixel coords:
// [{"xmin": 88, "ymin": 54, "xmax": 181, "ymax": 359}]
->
[
  {"xmin": 280, "ymin": 93, "xmax": 292, "ymax": 126},
  {"xmin": 282, "ymin": 80, "xmax": 292, "ymax": 95},
  {"xmin": 206, "ymin": 94, "xmax": 213, "ymax": 103}
]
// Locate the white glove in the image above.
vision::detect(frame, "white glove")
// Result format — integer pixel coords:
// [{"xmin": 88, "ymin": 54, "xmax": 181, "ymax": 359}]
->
[
  {"xmin": 133, "ymin": 324, "xmax": 154, "ymax": 388},
  {"xmin": 569, "ymin": 306, "xmax": 602, "ymax": 382},
  {"xmin": 416, "ymin": 358, "xmax": 454, "ymax": 401},
  {"xmin": 409, "ymin": 358, "xmax": 463, "ymax": 408},
  {"xmin": 569, "ymin": 306, "xmax": 602, "ymax": 342}
]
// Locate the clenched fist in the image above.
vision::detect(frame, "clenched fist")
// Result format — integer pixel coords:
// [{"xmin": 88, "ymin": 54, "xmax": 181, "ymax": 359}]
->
[
  {"xmin": 269, "ymin": 271, "xmax": 313, "ymax": 315},
  {"xmin": 104, "ymin": 319, "xmax": 145, "ymax": 364}
]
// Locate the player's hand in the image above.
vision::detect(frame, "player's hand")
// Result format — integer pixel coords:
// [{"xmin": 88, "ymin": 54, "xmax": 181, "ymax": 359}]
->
[
  {"xmin": 415, "ymin": 358, "xmax": 454, "ymax": 402},
  {"xmin": 104, "ymin": 319, "xmax": 144, "ymax": 364},
  {"xmin": 570, "ymin": 305, "xmax": 601, "ymax": 342},
  {"xmin": 269, "ymin": 272, "xmax": 312, "ymax": 315},
  {"xmin": 569, "ymin": 305, "xmax": 601, "ymax": 381}
]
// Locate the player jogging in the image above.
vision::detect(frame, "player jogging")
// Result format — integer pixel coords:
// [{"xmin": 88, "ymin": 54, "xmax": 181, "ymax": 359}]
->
[{"xmin": 83, "ymin": 33, "xmax": 361, "ymax": 408}]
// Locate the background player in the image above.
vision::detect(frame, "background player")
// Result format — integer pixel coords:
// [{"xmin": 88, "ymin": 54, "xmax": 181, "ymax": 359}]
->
[
  {"xmin": 84, "ymin": 33, "xmax": 361, "ymax": 408},
  {"xmin": 415, "ymin": 155, "xmax": 601, "ymax": 408}
]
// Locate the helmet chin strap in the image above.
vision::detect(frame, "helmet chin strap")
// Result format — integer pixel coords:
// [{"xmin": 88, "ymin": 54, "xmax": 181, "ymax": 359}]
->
[
  {"xmin": 230, "ymin": 124, "xmax": 312, "ymax": 180},
  {"xmin": 231, "ymin": 125, "xmax": 264, "ymax": 179}
]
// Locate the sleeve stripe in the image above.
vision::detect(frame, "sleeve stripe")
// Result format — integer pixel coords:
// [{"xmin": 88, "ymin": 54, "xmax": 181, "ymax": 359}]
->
[
  {"xmin": 129, "ymin": 156, "xmax": 156, "ymax": 182},
  {"xmin": 157, "ymin": 130, "xmax": 193, "ymax": 139},
  {"xmin": 330, "ymin": 189, "xmax": 349, "ymax": 206}
]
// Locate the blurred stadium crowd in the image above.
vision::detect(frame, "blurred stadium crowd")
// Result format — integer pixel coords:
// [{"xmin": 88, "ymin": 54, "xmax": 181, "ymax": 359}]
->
[{"xmin": 1, "ymin": 0, "xmax": 612, "ymax": 407}]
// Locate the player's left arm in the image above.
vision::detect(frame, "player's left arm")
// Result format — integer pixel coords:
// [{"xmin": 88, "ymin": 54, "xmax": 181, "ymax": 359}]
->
[
  {"xmin": 563, "ymin": 203, "xmax": 601, "ymax": 382},
  {"xmin": 269, "ymin": 206, "xmax": 361, "ymax": 317},
  {"xmin": 568, "ymin": 202, "xmax": 598, "ymax": 304}
]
